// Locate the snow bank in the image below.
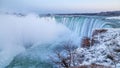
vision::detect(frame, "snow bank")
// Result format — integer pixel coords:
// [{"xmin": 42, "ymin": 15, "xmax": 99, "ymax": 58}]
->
[
  {"xmin": 106, "ymin": 16, "xmax": 120, "ymax": 20},
  {"xmin": 76, "ymin": 28, "xmax": 120, "ymax": 68}
]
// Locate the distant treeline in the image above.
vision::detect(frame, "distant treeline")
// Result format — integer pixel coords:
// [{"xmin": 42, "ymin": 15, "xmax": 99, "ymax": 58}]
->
[
  {"xmin": 3, "ymin": 10, "xmax": 120, "ymax": 17},
  {"xmin": 56, "ymin": 11, "xmax": 120, "ymax": 16}
]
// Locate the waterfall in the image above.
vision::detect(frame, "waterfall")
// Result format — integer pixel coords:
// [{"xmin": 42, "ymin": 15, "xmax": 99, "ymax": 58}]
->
[{"xmin": 54, "ymin": 16, "xmax": 116, "ymax": 38}]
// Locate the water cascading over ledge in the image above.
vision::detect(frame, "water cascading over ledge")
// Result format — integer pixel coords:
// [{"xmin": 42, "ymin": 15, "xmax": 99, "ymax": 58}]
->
[{"xmin": 54, "ymin": 15, "xmax": 119, "ymax": 39}]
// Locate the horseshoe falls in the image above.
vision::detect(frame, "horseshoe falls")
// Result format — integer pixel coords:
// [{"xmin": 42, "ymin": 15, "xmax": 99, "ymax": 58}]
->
[
  {"xmin": 55, "ymin": 16, "xmax": 119, "ymax": 38},
  {"xmin": 0, "ymin": 13, "xmax": 120, "ymax": 68}
]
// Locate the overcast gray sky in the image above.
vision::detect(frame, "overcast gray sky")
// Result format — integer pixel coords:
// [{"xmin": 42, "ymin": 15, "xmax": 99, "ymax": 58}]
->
[{"xmin": 0, "ymin": 0, "xmax": 120, "ymax": 14}]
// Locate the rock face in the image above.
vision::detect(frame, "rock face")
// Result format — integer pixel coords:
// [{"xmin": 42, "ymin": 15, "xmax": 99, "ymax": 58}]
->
[{"xmin": 76, "ymin": 28, "xmax": 120, "ymax": 68}]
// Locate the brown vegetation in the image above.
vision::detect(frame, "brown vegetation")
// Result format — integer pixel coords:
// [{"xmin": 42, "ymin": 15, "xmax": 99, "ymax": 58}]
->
[
  {"xmin": 81, "ymin": 29, "xmax": 107, "ymax": 48},
  {"xmin": 92, "ymin": 29, "xmax": 107, "ymax": 36},
  {"xmin": 81, "ymin": 37, "xmax": 91, "ymax": 47},
  {"xmin": 81, "ymin": 37, "xmax": 96, "ymax": 47}
]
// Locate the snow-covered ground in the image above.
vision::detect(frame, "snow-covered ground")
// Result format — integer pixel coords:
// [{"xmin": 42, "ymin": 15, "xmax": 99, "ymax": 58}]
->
[
  {"xmin": 106, "ymin": 16, "xmax": 120, "ymax": 20},
  {"xmin": 76, "ymin": 28, "xmax": 120, "ymax": 68}
]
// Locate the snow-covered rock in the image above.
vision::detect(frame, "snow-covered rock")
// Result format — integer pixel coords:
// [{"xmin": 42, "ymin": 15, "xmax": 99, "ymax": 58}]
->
[
  {"xmin": 76, "ymin": 28, "xmax": 120, "ymax": 68},
  {"xmin": 106, "ymin": 16, "xmax": 120, "ymax": 20}
]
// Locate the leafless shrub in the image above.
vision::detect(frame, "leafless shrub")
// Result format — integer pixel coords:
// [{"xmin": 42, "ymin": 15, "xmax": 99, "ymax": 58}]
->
[
  {"xmin": 81, "ymin": 37, "xmax": 91, "ymax": 48},
  {"xmin": 92, "ymin": 29, "xmax": 107, "ymax": 36},
  {"xmin": 49, "ymin": 41, "xmax": 78, "ymax": 68}
]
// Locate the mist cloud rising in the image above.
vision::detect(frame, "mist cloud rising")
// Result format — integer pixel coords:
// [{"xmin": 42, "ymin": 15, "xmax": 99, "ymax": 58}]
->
[
  {"xmin": 0, "ymin": 13, "xmax": 71, "ymax": 67},
  {"xmin": 0, "ymin": 13, "xmax": 70, "ymax": 47}
]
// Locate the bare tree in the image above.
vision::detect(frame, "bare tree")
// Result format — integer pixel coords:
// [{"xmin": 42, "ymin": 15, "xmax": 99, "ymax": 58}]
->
[{"xmin": 49, "ymin": 41, "xmax": 78, "ymax": 68}]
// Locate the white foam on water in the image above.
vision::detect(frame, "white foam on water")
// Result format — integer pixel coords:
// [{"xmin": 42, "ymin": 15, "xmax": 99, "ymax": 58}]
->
[{"xmin": 0, "ymin": 13, "xmax": 72, "ymax": 67}]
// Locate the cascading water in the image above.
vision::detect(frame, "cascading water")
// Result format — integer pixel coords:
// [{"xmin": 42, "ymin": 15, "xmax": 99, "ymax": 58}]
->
[
  {"xmin": 0, "ymin": 13, "xmax": 120, "ymax": 68},
  {"xmin": 55, "ymin": 16, "xmax": 117, "ymax": 38}
]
